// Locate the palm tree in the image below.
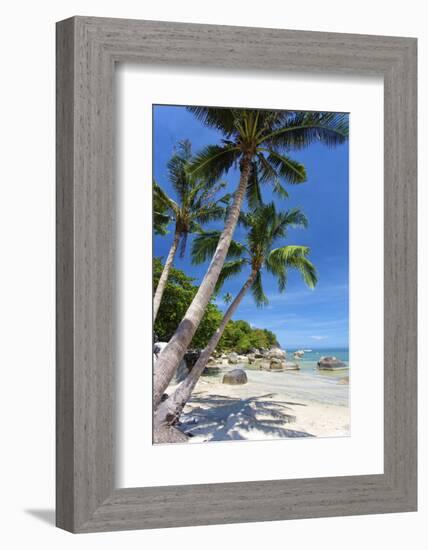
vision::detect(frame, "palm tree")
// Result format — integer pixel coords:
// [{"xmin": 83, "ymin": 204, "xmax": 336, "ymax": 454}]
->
[
  {"xmin": 154, "ymin": 202, "xmax": 317, "ymax": 430},
  {"xmin": 153, "ymin": 140, "xmax": 230, "ymax": 321},
  {"xmin": 223, "ymin": 292, "xmax": 233, "ymax": 305},
  {"xmin": 153, "ymin": 108, "xmax": 348, "ymax": 408},
  {"xmin": 153, "ymin": 181, "xmax": 170, "ymax": 236}
]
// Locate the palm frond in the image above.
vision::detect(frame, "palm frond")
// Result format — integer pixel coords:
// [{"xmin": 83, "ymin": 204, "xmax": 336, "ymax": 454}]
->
[
  {"xmin": 186, "ymin": 107, "xmax": 237, "ymax": 136},
  {"xmin": 191, "ymin": 232, "xmax": 246, "ymax": 265},
  {"xmin": 193, "ymin": 205, "xmax": 228, "ymax": 225},
  {"xmin": 267, "ymin": 245, "xmax": 317, "ymax": 289},
  {"xmin": 188, "ymin": 220, "xmax": 202, "ymax": 234},
  {"xmin": 251, "ymin": 270, "xmax": 269, "ymax": 307},
  {"xmin": 266, "ymin": 150, "xmax": 307, "ymax": 184},
  {"xmin": 257, "ymin": 153, "xmax": 280, "ymax": 185},
  {"xmin": 282, "ymin": 208, "xmax": 309, "ymax": 229},
  {"xmin": 246, "ymin": 161, "xmax": 263, "ymax": 209},
  {"xmin": 215, "ymin": 259, "xmax": 247, "ymax": 292},
  {"xmin": 153, "ymin": 181, "xmax": 179, "ymax": 214},
  {"xmin": 188, "ymin": 144, "xmax": 240, "ymax": 184},
  {"xmin": 262, "ymin": 111, "xmax": 349, "ymax": 150},
  {"xmin": 291, "ymin": 256, "xmax": 318, "ymax": 289},
  {"xmin": 167, "ymin": 153, "xmax": 188, "ymax": 201},
  {"xmin": 153, "ymin": 210, "xmax": 171, "ymax": 236}
]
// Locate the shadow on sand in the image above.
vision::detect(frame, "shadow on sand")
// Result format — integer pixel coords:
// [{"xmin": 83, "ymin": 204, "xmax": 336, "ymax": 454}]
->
[{"xmin": 179, "ymin": 393, "xmax": 314, "ymax": 441}]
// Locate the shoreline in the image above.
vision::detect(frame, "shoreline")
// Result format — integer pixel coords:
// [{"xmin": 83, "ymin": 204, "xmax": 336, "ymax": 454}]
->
[{"xmin": 166, "ymin": 365, "xmax": 350, "ymax": 443}]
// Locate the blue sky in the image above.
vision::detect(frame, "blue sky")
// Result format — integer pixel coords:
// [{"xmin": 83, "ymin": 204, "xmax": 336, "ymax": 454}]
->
[{"xmin": 153, "ymin": 105, "xmax": 349, "ymax": 349}]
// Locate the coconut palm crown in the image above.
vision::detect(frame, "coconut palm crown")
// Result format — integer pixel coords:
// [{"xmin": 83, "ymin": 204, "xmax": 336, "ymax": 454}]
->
[
  {"xmin": 192, "ymin": 202, "xmax": 317, "ymax": 305},
  {"xmin": 154, "ymin": 139, "xmax": 231, "ymax": 257},
  {"xmin": 153, "ymin": 140, "xmax": 230, "ymax": 320},
  {"xmin": 187, "ymin": 108, "xmax": 349, "ymax": 208}
]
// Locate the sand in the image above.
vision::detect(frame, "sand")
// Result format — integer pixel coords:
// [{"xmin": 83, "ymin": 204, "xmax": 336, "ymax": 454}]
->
[{"xmin": 167, "ymin": 367, "xmax": 350, "ymax": 443}]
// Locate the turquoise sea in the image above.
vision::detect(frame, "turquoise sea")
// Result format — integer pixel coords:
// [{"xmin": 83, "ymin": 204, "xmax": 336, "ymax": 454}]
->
[{"xmin": 286, "ymin": 347, "xmax": 349, "ymax": 380}]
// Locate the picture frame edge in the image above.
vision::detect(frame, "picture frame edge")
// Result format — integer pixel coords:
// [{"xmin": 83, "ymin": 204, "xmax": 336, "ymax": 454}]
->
[{"xmin": 56, "ymin": 16, "xmax": 417, "ymax": 533}]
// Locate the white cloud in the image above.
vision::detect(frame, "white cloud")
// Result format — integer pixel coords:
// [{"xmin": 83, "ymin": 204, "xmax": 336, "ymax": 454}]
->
[{"xmin": 310, "ymin": 335, "xmax": 328, "ymax": 340}]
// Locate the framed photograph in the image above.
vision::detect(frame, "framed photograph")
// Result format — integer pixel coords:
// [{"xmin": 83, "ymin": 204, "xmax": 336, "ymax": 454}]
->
[{"xmin": 56, "ymin": 16, "xmax": 417, "ymax": 532}]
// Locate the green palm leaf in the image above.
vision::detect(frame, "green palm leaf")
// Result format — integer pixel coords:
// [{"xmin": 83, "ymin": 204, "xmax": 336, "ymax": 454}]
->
[
  {"xmin": 191, "ymin": 232, "xmax": 247, "ymax": 265},
  {"xmin": 267, "ymin": 245, "xmax": 317, "ymax": 289},
  {"xmin": 246, "ymin": 161, "xmax": 263, "ymax": 208},
  {"xmin": 153, "ymin": 181, "xmax": 179, "ymax": 214},
  {"xmin": 251, "ymin": 271, "xmax": 269, "ymax": 307},
  {"xmin": 186, "ymin": 107, "xmax": 237, "ymax": 136},
  {"xmin": 188, "ymin": 144, "xmax": 240, "ymax": 184},
  {"xmin": 215, "ymin": 259, "xmax": 247, "ymax": 292},
  {"xmin": 262, "ymin": 111, "xmax": 349, "ymax": 150},
  {"xmin": 266, "ymin": 150, "xmax": 307, "ymax": 184}
]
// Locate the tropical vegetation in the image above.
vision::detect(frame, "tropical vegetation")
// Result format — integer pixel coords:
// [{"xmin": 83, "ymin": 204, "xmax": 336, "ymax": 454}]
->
[{"xmin": 154, "ymin": 257, "xmax": 278, "ymax": 351}]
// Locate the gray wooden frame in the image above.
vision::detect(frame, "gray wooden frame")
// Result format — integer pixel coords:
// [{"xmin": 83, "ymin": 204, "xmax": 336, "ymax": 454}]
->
[{"xmin": 56, "ymin": 16, "xmax": 417, "ymax": 533}]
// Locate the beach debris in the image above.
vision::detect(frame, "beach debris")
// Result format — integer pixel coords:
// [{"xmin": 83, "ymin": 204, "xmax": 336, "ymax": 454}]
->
[
  {"xmin": 222, "ymin": 368, "xmax": 248, "ymax": 385},
  {"xmin": 317, "ymin": 356, "xmax": 348, "ymax": 370}
]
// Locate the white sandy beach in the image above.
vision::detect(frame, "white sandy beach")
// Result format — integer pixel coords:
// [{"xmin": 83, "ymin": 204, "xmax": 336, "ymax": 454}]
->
[{"xmin": 167, "ymin": 366, "xmax": 350, "ymax": 443}]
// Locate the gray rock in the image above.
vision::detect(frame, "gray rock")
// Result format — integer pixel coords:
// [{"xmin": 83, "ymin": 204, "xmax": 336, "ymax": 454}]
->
[
  {"xmin": 203, "ymin": 365, "xmax": 221, "ymax": 375},
  {"xmin": 228, "ymin": 352, "xmax": 239, "ymax": 364},
  {"xmin": 267, "ymin": 348, "xmax": 287, "ymax": 360},
  {"xmin": 269, "ymin": 359, "xmax": 284, "ymax": 370},
  {"xmin": 222, "ymin": 368, "xmax": 248, "ymax": 385},
  {"xmin": 317, "ymin": 356, "xmax": 348, "ymax": 370}
]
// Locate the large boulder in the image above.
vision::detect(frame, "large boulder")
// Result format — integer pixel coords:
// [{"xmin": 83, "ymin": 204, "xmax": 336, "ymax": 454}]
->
[
  {"xmin": 228, "ymin": 352, "xmax": 239, "ymax": 364},
  {"xmin": 222, "ymin": 368, "xmax": 248, "ymax": 385},
  {"xmin": 267, "ymin": 348, "xmax": 286, "ymax": 360},
  {"xmin": 317, "ymin": 356, "xmax": 348, "ymax": 370}
]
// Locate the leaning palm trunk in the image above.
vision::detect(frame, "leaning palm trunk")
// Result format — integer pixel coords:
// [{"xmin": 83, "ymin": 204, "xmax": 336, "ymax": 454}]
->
[
  {"xmin": 153, "ymin": 230, "xmax": 180, "ymax": 321},
  {"xmin": 154, "ymin": 269, "xmax": 257, "ymax": 430},
  {"xmin": 153, "ymin": 154, "xmax": 253, "ymax": 408}
]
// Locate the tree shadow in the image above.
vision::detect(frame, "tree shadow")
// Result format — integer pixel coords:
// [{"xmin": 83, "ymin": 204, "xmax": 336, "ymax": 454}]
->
[
  {"xmin": 180, "ymin": 393, "xmax": 314, "ymax": 441},
  {"xmin": 25, "ymin": 509, "xmax": 55, "ymax": 526}
]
